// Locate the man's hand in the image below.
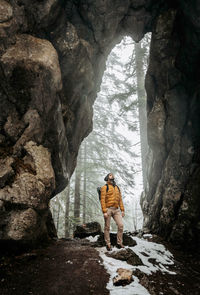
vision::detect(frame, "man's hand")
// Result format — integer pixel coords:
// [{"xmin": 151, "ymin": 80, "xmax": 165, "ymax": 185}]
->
[
  {"xmin": 104, "ymin": 212, "xmax": 108, "ymax": 218},
  {"xmin": 122, "ymin": 211, "xmax": 125, "ymax": 217}
]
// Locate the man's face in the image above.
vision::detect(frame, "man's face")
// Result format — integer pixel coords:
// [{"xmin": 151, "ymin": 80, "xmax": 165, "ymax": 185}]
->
[{"xmin": 108, "ymin": 173, "xmax": 114, "ymax": 180}]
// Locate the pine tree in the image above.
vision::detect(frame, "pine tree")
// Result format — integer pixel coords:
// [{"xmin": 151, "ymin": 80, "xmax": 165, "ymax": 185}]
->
[
  {"xmin": 65, "ymin": 181, "xmax": 70, "ymax": 237},
  {"xmin": 135, "ymin": 41, "xmax": 148, "ymax": 187},
  {"xmin": 73, "ymin": 149, "xmax": 82, "ymax": 226},
  {"xmin": 83, "ymin": 141, "xmax": 87, "ymax": 224},
  {"xmin": 105, "ymin": 35, "xmax": 150, "ymax": 187}
]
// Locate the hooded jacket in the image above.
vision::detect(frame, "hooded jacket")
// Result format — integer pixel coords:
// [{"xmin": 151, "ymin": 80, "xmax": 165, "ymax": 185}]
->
[{"xmin": 100, "ymin": 182, "xmax": 125, "ymax": 214}]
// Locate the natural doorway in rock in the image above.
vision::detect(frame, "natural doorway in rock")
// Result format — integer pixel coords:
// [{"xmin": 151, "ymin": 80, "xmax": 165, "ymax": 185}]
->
[{"xmin": 50, "ymin": 35, "xmax": 151, "ymax": 238}]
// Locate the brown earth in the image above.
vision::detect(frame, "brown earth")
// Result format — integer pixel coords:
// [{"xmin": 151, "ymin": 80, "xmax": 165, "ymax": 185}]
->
[
  {"xmin": 0, "ymin": 237, "xmax": 199, "ymax": 295},
  {"xmin": 0, "ymin": 239, "xmax": 109, "ymax": 295}
]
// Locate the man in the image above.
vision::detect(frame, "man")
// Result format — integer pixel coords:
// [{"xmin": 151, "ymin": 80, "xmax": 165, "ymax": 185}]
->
[{"xmin": 100, "ymin": 173, "xmax": 125, "ymax": 251}]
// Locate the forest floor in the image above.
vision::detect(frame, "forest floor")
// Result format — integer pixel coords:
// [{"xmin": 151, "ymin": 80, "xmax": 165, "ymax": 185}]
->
[
  {"xmin": 0, "ymin": 236, "xmax": 199, "ymax": 295},
  {"xmin": 0, "ymin": 239, "xmax": 109, "ymax": 295}
]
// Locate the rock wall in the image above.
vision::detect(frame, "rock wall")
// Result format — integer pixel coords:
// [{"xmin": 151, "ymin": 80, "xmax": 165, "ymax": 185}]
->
[
  {"xmin": 142, "ymin": 2, "xmax": 200, "ymax": 250},
  {"xmin": 0, "ymin": 0, "xmax": 199, "ymax": 249},
  {"xmin": 0, "ymin": 0, "xmax": 159, "ymax": 244}
]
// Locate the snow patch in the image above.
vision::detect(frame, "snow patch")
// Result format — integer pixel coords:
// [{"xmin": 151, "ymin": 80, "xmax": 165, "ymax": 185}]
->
[
  {"xmin": 98, "ymin": 246, "xmax": 150, "ymax": 295},
  {"xmin": 86, "ymin": 235, "xmax": 99, "ymax": 242},
  {"xmin": 98, "ymin": 237, "xmax": 176, "ymax": 294},
  {"xmin": 132, "ymin": 237, "xmax": 176, "ymax": 275}
]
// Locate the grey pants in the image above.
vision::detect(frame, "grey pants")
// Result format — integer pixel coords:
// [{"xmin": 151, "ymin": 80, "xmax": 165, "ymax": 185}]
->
[{"xmin": 104, "ymin": 207, "xmax": 123, "ymax": 246}]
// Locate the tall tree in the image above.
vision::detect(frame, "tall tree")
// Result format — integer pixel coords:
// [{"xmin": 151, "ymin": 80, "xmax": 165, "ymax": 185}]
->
[
  {"xmin": 105, "ymin": 36, "xmax": 150, "ymax": 187},
  {"xmin": 135, "ymin": 42, "xmax": 148, "ymax": 187},
  {"xmin": 74, "ymin": 149, "xmax": 82, "ymax": 226},
  {"xmin": 83, "ymin": 141, "xmax": 87, "ymax": 224},
  {"xmin": 56, "ymin": 197, "xmax": 61, "ymax": 231},
  {"xmin": 65, "ymin": 181, "xmax": 70, "ymax": 237}
]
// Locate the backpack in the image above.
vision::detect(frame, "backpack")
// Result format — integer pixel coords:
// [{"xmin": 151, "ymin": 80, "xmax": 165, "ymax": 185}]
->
[
  {"xmin": 97, "ymin": 184, "xmax": 109, "ymax": 201},
  {"xmin": 97, "ymin": 184, "xmax": 120, "ymax": 201}
]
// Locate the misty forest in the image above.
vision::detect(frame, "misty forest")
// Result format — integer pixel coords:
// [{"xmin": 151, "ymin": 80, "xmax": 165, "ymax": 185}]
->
[
  {"xmin": 0, "ymin": 1, "xmax": 200, "ymax": 295},
  {"xmin": 50, "ymin": 35, "xmax": 150, "ymax": 238}
]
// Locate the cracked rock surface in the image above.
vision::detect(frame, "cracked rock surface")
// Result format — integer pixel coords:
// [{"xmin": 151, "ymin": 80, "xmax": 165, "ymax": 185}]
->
[{"xmin": 0, "ymin": 0, "xmax": 199, "ymax": 249}]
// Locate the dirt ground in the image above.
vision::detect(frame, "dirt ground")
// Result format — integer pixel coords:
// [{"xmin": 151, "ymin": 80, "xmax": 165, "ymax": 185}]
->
[
  {"xmin": 0, "ymin": 237, "xmax": 199, "ymax": 295},
  {"xmin": 0, "ymin": 239, "xmax": 109, "ymax": 295}
]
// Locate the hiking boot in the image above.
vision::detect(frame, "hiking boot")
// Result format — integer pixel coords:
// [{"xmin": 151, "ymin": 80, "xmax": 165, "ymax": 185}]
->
[
  {"xmin": 116, "ymin": 243, "xmax": 125, "ymax": 249},
  {"xmin": 106, "ymin": 244, "xmax": 112, "ymax": 251}
]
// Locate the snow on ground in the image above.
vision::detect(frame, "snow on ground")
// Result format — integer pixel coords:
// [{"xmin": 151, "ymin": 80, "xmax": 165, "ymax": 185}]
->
[
  {"xmin": 86, "ymin": 235, "xmax": 100, "ymax": 242},
  {"xmin": 132, "ymin": 237, "xmax": 176, "ymax": 275},
  {"xmin": 97, "ymin": 236, "xmax": 176, "ymax": 295},
  {"xmin": 98, "ymin": 247, "xmax": 150, "ymax": 295}
]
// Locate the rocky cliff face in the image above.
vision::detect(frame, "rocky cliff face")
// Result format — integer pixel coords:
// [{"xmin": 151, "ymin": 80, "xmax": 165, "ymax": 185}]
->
[
  {"xmin": 142, "ymin": 2, "xmax": 200, "ymax": 250},
  {"xmin": 0, "ymin": 0, "xmax": 199, "ymax": 249}
]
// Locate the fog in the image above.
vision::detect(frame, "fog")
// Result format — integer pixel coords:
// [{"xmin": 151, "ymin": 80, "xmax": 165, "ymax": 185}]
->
[{"xmin": 50, "ymin": 35, "xmax": 151, "ymax": 237}]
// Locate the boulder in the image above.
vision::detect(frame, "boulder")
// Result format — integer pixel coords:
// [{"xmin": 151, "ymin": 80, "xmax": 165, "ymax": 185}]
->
[
  {"xmin": 0, "ymin": 141, "xmax": 55, "ymax": 243},
  {"xmin": 0, "ymin": 0, "xmax": 13, "ymax": 23},
  {"xmin": 106, "ymin": 248, "xmax": 143, "ymax": 266},
  {"xmin": 74, "ymin": 222, "xmax": 102, "ymax": 239},
  {"xmin": 113, "ymin": 268, "xmax": 133, "ymax": 286}
]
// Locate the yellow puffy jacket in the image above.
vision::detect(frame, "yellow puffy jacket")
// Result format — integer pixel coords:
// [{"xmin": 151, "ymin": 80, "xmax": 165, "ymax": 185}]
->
[{"xmin": 100, "ymin": 183, "xmax": 125, "ymax": 214}]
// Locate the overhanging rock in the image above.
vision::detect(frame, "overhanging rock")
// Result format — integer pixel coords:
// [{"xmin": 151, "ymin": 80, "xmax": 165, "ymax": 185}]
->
[{"xmin": 0, "ymin": 0, "xmax": 199, "ymax": 250}]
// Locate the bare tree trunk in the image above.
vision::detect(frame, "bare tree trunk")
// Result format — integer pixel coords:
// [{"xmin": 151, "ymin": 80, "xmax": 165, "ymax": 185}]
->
[
  {"xmin": 52, "ymin": 199, "xmax": 56, "ymax": 220},
  {"xmin": 56, "ymin": 197, "xmax": 61, "ymax": 232},
  {"xmin": 135, "ymin": 42, "xmax": 148, "ymax": 189},
  {"xmin": 74, "ymin": 149, "xmax": 82, "ymax": 226},
  {"xmin": 83, "ymin": 141, "xmax": 87, "ymax": 224},
  {"xmin": 65, "ymin": 182, "xmax": 70, "ymax": 238},
  {"xmin": 133, "ymin": 202, "xmax": 138, "ymax": 231}
]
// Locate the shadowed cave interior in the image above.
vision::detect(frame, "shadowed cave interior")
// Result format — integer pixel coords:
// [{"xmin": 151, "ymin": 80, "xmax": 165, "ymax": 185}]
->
[{"xmin": 0, "ymin": 0, "xmax": 200, "ymax": 253}]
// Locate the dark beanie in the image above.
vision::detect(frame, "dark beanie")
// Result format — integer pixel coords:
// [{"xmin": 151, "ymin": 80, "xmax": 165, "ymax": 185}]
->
[{"xmin": 104, "ymin": 173, "xmax": 111, "ymax": 181}]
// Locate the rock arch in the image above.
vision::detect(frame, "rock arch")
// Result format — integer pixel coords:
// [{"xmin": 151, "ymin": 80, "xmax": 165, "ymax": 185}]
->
[{"xmin": 0, "ymin": 0, "xmax": 199, "ymax": 250}]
